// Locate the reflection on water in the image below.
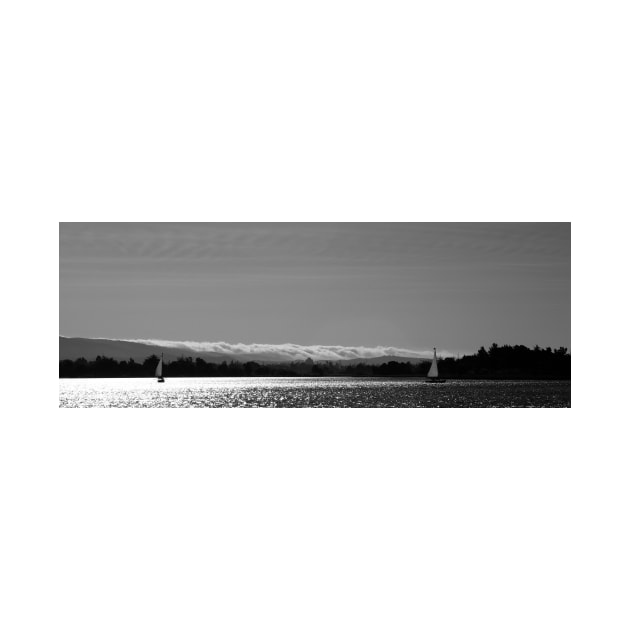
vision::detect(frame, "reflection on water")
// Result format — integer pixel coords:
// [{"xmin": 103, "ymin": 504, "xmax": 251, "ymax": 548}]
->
[{"xmin": 59, "ymin": 377, "xmax": 570, "ymax": 408}]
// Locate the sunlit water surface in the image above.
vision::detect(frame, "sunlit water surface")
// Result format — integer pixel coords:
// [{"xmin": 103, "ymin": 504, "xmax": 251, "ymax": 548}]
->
[{"xmin": 60, "ymin": 377, "xmax": 570, "ymax": 408}]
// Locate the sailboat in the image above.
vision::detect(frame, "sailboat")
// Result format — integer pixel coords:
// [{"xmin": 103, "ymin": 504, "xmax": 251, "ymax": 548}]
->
[
  {"xmin": 156, "ymin": 353, "xmax": 165, "ymax": 383},
  {"xmin": 426, "ymin": 347, "xmax": 445, "ymax": 383}
]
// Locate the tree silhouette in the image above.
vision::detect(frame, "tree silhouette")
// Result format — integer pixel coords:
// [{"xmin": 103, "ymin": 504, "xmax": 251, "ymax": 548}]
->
[{"xmin": 60, "ymin": 344, "xmax": 570, "ymax": 380}]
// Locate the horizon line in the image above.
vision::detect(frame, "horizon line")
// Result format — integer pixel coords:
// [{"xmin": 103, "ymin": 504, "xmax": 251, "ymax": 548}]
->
[
  {"xmin": 59, "ymin": 335, "xmax": 471, "ymax": 361},
  {"xmin": 58, "ymin": 335, "xmax": 571, "ymax": 361}
]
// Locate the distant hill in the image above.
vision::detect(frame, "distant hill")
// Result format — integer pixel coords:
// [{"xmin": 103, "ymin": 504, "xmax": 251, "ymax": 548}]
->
[
  {"xmin": 59, "ymin": 337, "xmax": 430, "ymax": 366},
  {"xmin": 59, "ymin": 337, "xmax": 227, "ymax": 363}
]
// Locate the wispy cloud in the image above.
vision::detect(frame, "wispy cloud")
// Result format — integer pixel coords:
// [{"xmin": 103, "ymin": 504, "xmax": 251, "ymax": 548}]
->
[{"xmin": 119, "ymin": 338, "xmax": 450, "ymax": 361}]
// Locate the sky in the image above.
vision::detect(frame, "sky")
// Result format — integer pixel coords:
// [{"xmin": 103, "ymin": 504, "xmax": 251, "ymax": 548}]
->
[{"xmin": 59, "ymin": 223, "xmax": 570, "ymax": 356}]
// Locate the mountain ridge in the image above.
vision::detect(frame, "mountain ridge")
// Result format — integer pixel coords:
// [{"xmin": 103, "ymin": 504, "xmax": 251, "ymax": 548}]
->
[{"xmin": 59, "ymin": 336, "xmax": 431, "ymax": 365}]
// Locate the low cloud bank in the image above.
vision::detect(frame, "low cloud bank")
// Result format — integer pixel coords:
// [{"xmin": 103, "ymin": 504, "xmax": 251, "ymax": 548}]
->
[{"xmin": 122, "ymin": 338, "xmax": 447, "ymax": 361}]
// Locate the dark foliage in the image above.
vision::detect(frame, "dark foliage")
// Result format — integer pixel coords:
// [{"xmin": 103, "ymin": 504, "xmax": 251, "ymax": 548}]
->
[
  {"xmin": 438, "ymin": 344, "xmax": 570, "ymax": 380},
  {"xmin": 59, "ymin": 344, "xmax": 570, "ymax": 380}
]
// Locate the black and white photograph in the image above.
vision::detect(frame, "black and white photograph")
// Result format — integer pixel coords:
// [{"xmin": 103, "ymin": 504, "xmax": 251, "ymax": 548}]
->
[
  {"xmin": 5, "ymin": 0, "xmax": 627, "ymax": 628},
  {"xmin": 60, "ymin": 222, "xmax": 570, "ymax": 407}
]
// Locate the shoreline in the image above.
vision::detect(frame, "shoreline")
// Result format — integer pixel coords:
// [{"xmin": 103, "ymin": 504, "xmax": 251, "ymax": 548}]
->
[{"xmin": 59, "ymin": 375, "xmax": 571, "ymax": 381}]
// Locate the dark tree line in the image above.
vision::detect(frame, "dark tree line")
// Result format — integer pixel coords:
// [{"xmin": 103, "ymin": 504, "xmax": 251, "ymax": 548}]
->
[
  {"xmin": 438, "ymin": 343, "xmax": 570, "ymax": 379},
  {"xmin": 59, "ymin": 344, "xmax": 570, "ymax": 379}
]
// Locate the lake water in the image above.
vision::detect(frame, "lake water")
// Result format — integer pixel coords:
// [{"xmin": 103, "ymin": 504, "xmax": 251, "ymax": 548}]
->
[{"xmin": 59, "ymin": 377, "xmax": 570, "ymax": 408}]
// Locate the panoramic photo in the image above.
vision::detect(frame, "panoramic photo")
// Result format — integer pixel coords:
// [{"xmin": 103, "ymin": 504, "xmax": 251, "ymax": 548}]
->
[{"xmin": 59, "ymin": 222, "xmax": 570, "ymax": 407}]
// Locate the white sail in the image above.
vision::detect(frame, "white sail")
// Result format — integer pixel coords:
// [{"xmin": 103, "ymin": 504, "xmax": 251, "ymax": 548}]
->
[
  {"xmin": 427, "ymin": 348, "xmax": 439, "ymax": 378},
  {"xmin": 155, "ymin": 358, "xmax": 163, "ymax": 378}
]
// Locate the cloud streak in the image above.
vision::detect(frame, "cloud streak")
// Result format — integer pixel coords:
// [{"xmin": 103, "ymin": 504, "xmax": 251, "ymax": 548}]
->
[{"xmin": 119, "ymin": 338, "xmax": 449, "ymax": 361}]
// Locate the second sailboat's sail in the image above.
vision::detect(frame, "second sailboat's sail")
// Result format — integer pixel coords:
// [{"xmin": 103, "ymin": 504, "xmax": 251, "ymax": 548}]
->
[{"xmin": 427, "ymin": 348, "xmax": 439, "ymax": 378}]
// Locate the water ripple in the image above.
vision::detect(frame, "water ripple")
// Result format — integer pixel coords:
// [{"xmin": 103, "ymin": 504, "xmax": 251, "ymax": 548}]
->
[{"xmin": 59, "ymin": 377, "xmax": 570, "ymax": 408}]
